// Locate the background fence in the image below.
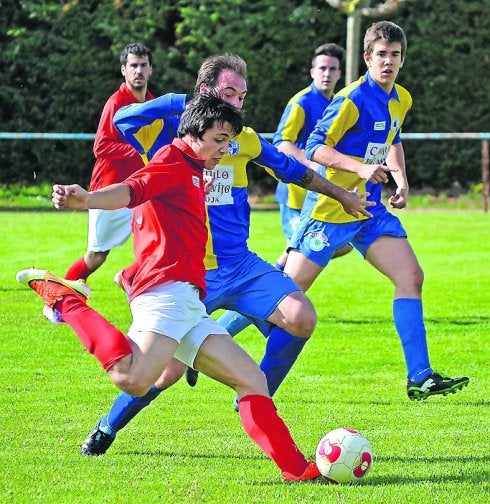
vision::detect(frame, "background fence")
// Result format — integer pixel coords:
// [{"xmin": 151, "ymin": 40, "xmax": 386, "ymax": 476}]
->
[{"xmin": 1, "ymin": 132, "xmax": 488, "ymax": 212}]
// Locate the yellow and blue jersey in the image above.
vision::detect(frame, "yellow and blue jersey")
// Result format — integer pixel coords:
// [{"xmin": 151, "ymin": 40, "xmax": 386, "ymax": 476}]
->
[
  {"xmin": 273, "ymin": 83, "xmax": 331, "ymax": 210},
  {"xmin": 113, "ymin": 93, "xmax": 307, "ymax": 270},
  {"xmin": 304, "ymin": 71, "xmax": 412, "ymax": 223},
  {"xmin": 114, "ymin": 93, "xmax": 188, "ymax": 164}
]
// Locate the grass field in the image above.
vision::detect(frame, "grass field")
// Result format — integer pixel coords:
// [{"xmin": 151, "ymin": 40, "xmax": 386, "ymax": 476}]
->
[{"xmin": 1, "ymin": 209, "xmax": 489, "ymax": 503}]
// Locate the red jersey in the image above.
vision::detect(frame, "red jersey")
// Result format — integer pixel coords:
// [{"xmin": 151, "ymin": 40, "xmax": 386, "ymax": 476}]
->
[
  {"xmin": 90, "ymin": 83, "xmax": 154, "ymax": 191},
  {"xmin": 123, "ymin": 138, "xmax": 208, "ymax": 301}
]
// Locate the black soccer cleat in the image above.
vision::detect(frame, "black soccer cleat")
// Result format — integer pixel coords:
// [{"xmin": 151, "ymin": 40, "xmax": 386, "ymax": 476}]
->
[
  {"xmin": 186, "ymin": 367, "xmax": 199, "ymax": 387},
  {"xmin": 407, "ymin": 371, "xmax": 469, "ymax": 401},
  {"xmin": 80, "ymin": 419, "xmax": 116, "ymax": 456}
]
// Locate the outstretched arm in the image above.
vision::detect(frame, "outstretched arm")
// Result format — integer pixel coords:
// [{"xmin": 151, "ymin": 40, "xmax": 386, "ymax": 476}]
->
[
  {"xmin": 296, "ymin": 169, "xmax": 375, "ymax": 219},
  {"xmin": 52, "ymin": 183, "xmax": 131, "ymax": 210}
]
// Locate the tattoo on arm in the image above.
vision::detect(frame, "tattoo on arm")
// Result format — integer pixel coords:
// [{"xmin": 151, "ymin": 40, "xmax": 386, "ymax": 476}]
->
[{"xmin": 295, "ymin": 168, "xmax": 314, "ymax": 188}]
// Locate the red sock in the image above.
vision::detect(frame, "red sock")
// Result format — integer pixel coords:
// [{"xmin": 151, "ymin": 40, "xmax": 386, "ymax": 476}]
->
[
  {"xmin": 238, "ymin": 394, "xmax": 308, "ymax": 477},
  {"xmin": 56, "ymin": 296, "xmax": 132, "ymax": 371},
  {"xmin": 65, "ymin": 257, "xmax": 92, "ymax": 280}
]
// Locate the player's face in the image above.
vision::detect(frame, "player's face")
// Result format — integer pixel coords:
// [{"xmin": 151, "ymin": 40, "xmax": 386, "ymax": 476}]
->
[
  {"xmin": 192, "ymin": 121, "xmax": 236, "ymax": 169},
  {"xmin": 364, "ymin": 40, "xmax": 404, "ymax": 92},
  {"xmin": 205, "ymin": 69, "xmax": 247, "ymax": 109},
  {"xmin": 311, "ymin": 55, "xmax": 341, "ymax": 98},
  {"xmin": 121, "ymin": 53, "xmax": 152, "ymax": 92}
]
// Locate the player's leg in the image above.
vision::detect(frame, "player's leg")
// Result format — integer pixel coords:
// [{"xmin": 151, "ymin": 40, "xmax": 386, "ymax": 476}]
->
[
  {"xmin": 16, "ymin": 268, "xmax": 177, "ymax": 395},
  {"xmin": 283, "ymin": 248, "xmax": 324, "ymax": 293},
  {"xmin": 81, "ymin": 358, "xmax": 186, "ymax": 456},
  {"xmin": 215, "ymin": 310, "xmax": 253, "ymax": 337},
  {"xmin": 261, "ymin": 267, "xmax": 320, "ymax": 396},
  {"xmin": 364, "ymin": 232, "xmax": 469, "ymax": 399},
  {"xmin": 80, "ymin": 281, "xmax": 210, "ymax": 455},
  {"xmin": 213, "ymin": 204, "xmax": 302, "ymax": 339},
  {"xmin": 192, "ymin": 331, "xmax": 320, "ymax": 480}
]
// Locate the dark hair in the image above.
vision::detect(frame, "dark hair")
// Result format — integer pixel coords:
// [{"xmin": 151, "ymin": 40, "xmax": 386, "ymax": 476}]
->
[
  {"xmin": 177, "ymin": 92, "xmax": 243, "ymax": 140},
  {"xmin": 312, "ymin": 43, "xmax": 345, "ymax": 66},
  {"xmin": 120, "ymin": 43, "xmax": 153, "ymax": 66},
  {"xmin": 194, "ymin": 54, "xmax": 247, "ymax": 95},
  {"xmin": 364, "ymin": 21, "xmax": 407, "ymax": 58}
]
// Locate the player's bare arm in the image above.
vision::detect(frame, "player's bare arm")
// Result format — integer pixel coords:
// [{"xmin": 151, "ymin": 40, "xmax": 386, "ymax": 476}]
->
[
  {"xmin": 277, "ymin": 140, "xmax": 322, "ymax": 171},
  {"xmin": 312, "ymin": 144, "xmax": 395, "ymax": 183},
  {"xmin": 386, "ymin": 143, "xmax": 409, "ymax": 209},
  {"xmin": 52, "ymin": 183, "xmax": 131, "ymax": 211},
  {"xmin": 297, "ymin": 169, "xmax": 375, "ymax": 218}
]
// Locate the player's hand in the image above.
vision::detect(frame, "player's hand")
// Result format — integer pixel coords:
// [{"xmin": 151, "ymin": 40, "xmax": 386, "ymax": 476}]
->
[
  {"xmin": 358, "ymin": 164, "xmax": 397, "ymax": 184},
  {"xmin": 52, "ymin": 184, "xmax": 89, "ymax": 210},
  {"xmin": 203, "ymin": 174, "xmax": 215, "ymax": 195},
  {"xmin": 389, "ymin": 187, "xmax": 408, "ymax": 209},
  {"xmin": 340, "ymin": 187, "xmax": 375, "ymax": 219}
]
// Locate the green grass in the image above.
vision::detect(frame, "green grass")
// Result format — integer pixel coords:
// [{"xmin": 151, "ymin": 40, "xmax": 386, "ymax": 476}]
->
[{"xmin": 1, "ymin": 210, "xmax": 489, "ymax": 503}]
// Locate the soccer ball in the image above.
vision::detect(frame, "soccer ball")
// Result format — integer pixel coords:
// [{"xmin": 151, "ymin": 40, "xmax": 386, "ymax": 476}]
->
[{"xmin": 316, "ymin": 427, "xmax": 373, "ymax": 484}]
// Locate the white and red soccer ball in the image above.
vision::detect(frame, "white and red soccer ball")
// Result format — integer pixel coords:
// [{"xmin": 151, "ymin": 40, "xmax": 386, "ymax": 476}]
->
[{"xmin": 316, "ymin": 427, "xmax": 373, "ymax": 484}]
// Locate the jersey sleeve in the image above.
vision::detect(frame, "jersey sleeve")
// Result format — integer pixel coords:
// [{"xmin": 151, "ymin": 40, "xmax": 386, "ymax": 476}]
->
[
  {"xmin": 253, "ymin": 134, "xmax": 307, "ymax": 183},
  {"xmin": 114, "ymin": 93, "xmax": 188, "ymax": 155},
  {"xmin": 272, "ymin": 103, "xmax": 306, "ymax": 146},
  {"xmin": 93, "ymin": 97, "xmax": 137, "ymax": 161},
  {"xmin": 305, "ymin": 96, "xmax": 359, "ymax": 160}
]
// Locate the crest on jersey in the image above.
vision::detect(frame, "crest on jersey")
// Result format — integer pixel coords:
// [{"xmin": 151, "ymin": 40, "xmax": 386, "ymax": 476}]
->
[
  {"xmin": 307, "ymin": 231, "xmax": 330, "ymax": 252},
  {"xmin": 228, "ymin": 139, "xmax": 239, "ymax": 156},
  {"xmin": 392, "ymin": 117, "xmax": 400, "ymax": 134}
]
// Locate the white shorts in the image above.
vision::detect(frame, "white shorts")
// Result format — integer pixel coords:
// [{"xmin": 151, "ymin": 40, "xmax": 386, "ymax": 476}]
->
[
  {"xmin": 87, "ymin": 208, "xmax": 133, "ymax": 252},
  {"xmin": 127, "ymin": 281, "xmax": 229, "ymax": 368}
]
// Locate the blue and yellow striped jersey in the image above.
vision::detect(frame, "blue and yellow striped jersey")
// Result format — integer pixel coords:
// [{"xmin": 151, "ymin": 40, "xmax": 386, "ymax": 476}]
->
[
  {"xmin": 304, "ymin": 71, "xmax": 412, "ymax": 223},
  {"xmin": 273, "ymin": 83, "xmax": 331, "ymax": 210},
  {"xmin": 114, "ymin": 93, "xmax": 308, "ymax": 270}
]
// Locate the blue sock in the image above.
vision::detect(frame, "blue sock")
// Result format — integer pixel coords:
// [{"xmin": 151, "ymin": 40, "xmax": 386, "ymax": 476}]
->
[
  {"xmin": 100, "ymin": 385, "xmax": 163, "ymax": 433},
  {"xmin": 216, "ymin": 310, "xmax": 252, "ymax": 337},
  {"xmin": 259, "ymin": 327, "xmax": 308, "ymax": 396},
  {"xmin": 393, "ymin": 298, "xmax": 432, "ymax": 382}
]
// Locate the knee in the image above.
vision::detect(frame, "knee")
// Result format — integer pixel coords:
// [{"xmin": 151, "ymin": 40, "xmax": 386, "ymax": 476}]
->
[
  {"xmin": 407, "ymin": 265, "xmax": 424, "ymax": 292},
  {"xmin": 236, "ymin": 367, "xmax": 269, "ymax": 397},
  {"xmin": 284, "ymin": 306, "xmax": 317, "ymax": 338},
  {"xmin": 114, "ymin": 376, "xmax": 151, "ymax": 397}
]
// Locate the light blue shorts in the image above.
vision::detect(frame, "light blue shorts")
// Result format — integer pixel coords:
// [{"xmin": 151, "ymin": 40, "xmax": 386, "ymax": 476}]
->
[
  {"xmin": 279, "ymin": 204, "xmax": 302, "ymax": 240},
  {"xmin": 289, "ymin": 210, "xmax": 407, "ymax": 267},
  {"xmin": 204, "ymin": 251, "xmax": 300, "ymax": 336}
]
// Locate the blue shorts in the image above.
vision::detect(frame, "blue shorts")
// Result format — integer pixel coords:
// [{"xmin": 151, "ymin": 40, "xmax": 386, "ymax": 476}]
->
[
  {"xmin": 279, "ymin": 204, "xmax": 302, "ymax": 240},
  {"xmin": 289, "ymin": 210, "xmax": 407, "ymax": 267},
  {"xmin": 204, "ymin": 251, "xmax": 300, "ymax": 336}
]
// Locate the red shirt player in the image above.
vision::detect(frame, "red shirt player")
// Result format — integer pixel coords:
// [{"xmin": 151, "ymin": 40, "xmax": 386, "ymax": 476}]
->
[
  {"xmin": 65, "ymin": 43, "xmax": 154, "ymax": 283},
  {"xmin": 17, "ymin": 93, "xmax": 322, "ymax": 482}
]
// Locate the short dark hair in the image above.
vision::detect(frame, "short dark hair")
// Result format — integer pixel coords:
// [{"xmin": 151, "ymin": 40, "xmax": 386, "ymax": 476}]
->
[
  {"xmin": 177, "ymin": 92, "xmax": 244, "ymax": 140},
  {"xmin": 364, "ymin": 21, "xmax": 407, "ymax": 58},
  {"xmin": 194, "ymin": 54, "xmax": 247, "ymax": 96},
  {"xmin": 312, "ymin": 43, "xmax": 345, "ymax": 66},
  {"xmin": 120, "ymin": 43, "xmax": 153, "ymax": 66}
]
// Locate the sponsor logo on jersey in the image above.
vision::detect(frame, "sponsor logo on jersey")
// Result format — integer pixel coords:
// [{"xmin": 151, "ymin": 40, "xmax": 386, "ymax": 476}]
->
[
  {"xmin": 374, "ymin": 121, "xmax": 386, "ymax": 131},
  {"xmin": 364, "ymin": 142, "xmax": 389, "ymax": 165},
  {"xmin": 192, "ymin": 175, "xmax": 200, "ymax": 187}
]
